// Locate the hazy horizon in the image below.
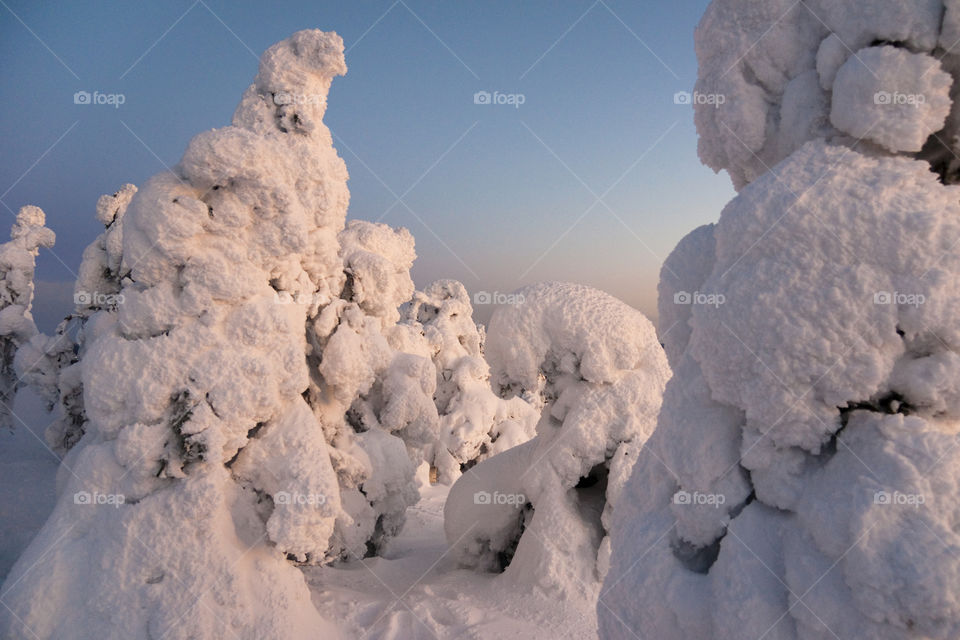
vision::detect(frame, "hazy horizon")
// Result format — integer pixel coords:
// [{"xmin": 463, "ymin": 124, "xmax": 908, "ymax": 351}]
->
[{"xmin": 0, "ymin": 0, "xmax": 735, "ymax": 332}]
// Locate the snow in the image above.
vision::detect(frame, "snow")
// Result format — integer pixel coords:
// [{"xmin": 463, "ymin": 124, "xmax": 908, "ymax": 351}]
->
[
  {"xmin": 693, "ymin": 0, "xmax": 825, "ymax": 189},
  {"xmin": 304, "ymin": 467, "xmax": 599, "ymax": 639},
  {"xmin": 0, "ymin": 389, "xmax": 57, "ymax": 581},
  {"xmin": 0, "ymin": 206, "xmax": 55, "ymax": 429},
  {"xmin": 830, "ymin": 46, "xmax": 952, "ymax": 153},
  {"xmin": 809, "ymin": 0, "xmax": 944, "ymax": 52},
  {"xmin": 656, "ymin": 223, "xmax": 716, "ymax": 368},
  {"xmin": 815, "ymin": 33, "xmax": 848, "ymax": 91},
  {"xmin": 598, "ymin": 0, "xmax": 960, "ymax": 634},
  {"xmin": 602, "ymin": 139, "xmax": 960, "ymax": 638},
  {"xmin": 398, "ymin": 279, "xmax": 539, "ymax": 484},
  {"xmin": 694, "ymin": 0, "xmax": 958, "ymax": 189},
  {"xmin": 7, "ymin": 1, "xmax": 960, "ymax": 637},
  {"xmin": 2, "ymin": 29, "xmax": 354, "ymax": 639},
  {"xmin": 446, "ymin": 283, "xmax": 670, "ymax": 596}
]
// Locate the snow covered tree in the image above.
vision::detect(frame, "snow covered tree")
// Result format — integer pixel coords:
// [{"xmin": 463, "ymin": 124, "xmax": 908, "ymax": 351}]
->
[
  {"xmin": 1, "ymin": 30, "xmax": 368, "ymax": 639},
  {"xmin": 15, "ymin": 184, "xmax": 136, "ymax": 454},
  {"xmin": 399, "ymin": 279, "xmax": 538, "ymax": 484},
  {"xmin": 601, "ymin": 2, "xmax": 960, "ymax": 638},
  {"xmin": 444, "ymin": 282, "xmax": 669, "ymax": 597},
  {"xmin": 306, "ymin": 218, "xmax": 434, "ymax": 559},
  {"xmin": 0, "ymin": 206, "xmax": 55, "ymax": 430}
]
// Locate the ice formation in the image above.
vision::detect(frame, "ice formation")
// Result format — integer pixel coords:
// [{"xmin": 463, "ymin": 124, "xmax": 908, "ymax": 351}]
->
[
  {"xmin": 444, "ymin": 282, "xmax": 669, "ymax": 596},
  {"xmin": 601, "ymin": 1, "xmax": 960, "ymax": 638}
]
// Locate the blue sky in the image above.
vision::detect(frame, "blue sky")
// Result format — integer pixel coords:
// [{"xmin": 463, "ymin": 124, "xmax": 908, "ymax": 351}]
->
[{"xmin": 0, "ymin": 0, "xmax": 734, "ymax": 331}]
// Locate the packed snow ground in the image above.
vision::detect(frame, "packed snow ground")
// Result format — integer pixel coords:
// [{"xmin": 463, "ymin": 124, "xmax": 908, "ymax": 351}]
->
[
  {"xmin": 0, "ymin": 399, "xmax": 596, "ymax": 639},
  {"xmin": 305, "ymin": 465, "xmax": 597, "ymax": 639},
  {"xmin": 0, "ymin": 391, "xmax": 56, "ymax": 581}
]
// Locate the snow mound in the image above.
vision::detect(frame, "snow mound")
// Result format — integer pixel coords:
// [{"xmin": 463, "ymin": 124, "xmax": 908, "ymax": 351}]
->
[
  {"xmin": 445, "ymin": 283, "xmax": 670, "ymax": 597},
  {"xmin": 830, "ymin": 46, "xmax": 952, "ymax": 153}
]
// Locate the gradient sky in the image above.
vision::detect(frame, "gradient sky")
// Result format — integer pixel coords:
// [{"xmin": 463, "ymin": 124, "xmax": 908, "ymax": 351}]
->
[{"xmin": 0, "ymin": 0, "xmax": 735, "ymax": 332}]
